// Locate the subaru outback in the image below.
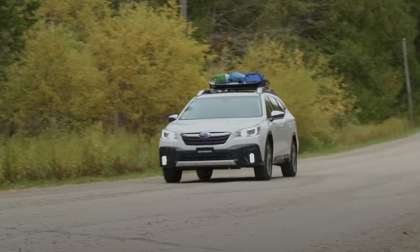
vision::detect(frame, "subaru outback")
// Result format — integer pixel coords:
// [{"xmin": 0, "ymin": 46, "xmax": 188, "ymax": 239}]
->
[{"xmin": 159, "ymin": 73, "xmax": 299, "ymax": 183}]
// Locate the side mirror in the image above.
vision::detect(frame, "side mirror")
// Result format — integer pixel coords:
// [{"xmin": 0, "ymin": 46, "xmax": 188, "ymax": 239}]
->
[
  {"xmin": 168, "ymin": 114, "xmax": 178, "ymax": 122},
  {"xmin": 271, "ymin": 110, "xmax": 285, "ymax": 120}
]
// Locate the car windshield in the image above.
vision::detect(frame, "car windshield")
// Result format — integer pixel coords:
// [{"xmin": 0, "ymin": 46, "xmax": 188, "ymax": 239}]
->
[{"xmin": 180, "ymin": 96, "xmax": 262, "ymax": 120}]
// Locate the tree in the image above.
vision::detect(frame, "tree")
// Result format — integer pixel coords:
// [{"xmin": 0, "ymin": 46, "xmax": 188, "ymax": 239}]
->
[
  {"xmin": 315, "ymin": 0, "xmax": 417, "ymax": 122},
  {"xmin": 1, "ymin": 24, "xmax": 107, "ymax": 133},
  {"xmin": 237, "ymin": 39, "xmax": 353, "ymax": 148},
  {"xmin": 185, "ymin": 0, "xmax": 420, "ymax": 121},
  {"xmin": 36, "ymin": 0, "xmax": 110, "ymax": 41},
  {"xmin": 1, "ymin": 1, "xmax": 208, "ymax": 134},
  {"xmin": 88, "ymin": 3, "xmax": 208, "ymax": 133},
  {"xmin": 0, "ymin": 0, "xmax": 38, "ymax": 79}
]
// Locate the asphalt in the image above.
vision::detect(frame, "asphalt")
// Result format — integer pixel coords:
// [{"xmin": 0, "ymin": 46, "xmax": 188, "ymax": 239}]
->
[{"xmin": 1, "ymin": 134, "xmax": 420, "ymax": 252}]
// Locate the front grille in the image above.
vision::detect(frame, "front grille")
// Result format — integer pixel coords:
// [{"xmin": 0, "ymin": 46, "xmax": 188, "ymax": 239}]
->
[{"xmin": 182, "ymin": 132, "xmax": 230, "ymax": 146}]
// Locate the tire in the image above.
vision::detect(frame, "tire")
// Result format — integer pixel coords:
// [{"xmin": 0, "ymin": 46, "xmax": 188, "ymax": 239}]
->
[
  {"xmin": 196, "ymin": 169, "xmax": 213, "ymax": 182},
  {"xmin": 163, "ymin": 168, "xmax": 182, "ymax": 183},
  {"xmin": 281, "ymin": 140, "xmax": 298, "ymax": 177},
  {"xmin": 254, "ymin": 140, "xmax": 273, "ymax": 180}
]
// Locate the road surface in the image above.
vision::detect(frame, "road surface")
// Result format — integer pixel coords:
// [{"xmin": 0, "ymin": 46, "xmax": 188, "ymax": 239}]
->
[{"xmin": 1, "ymin": 134, "xmax": 420, "ymax": 252}]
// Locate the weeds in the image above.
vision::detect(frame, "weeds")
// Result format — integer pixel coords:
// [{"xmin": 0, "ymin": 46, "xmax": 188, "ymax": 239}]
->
[
  {"xmin": 0, "ymin": 125, "xmax": 159, "ymax": 185},
  {"xmin": 0, "ymin": 118, "xmax": 416, "ymax": 187}
]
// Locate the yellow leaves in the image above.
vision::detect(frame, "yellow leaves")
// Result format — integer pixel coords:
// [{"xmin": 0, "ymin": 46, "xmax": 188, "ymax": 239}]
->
[
  {"xmin": 3, "ymin": 24, "xmax": 107, "ymax": 132},
  {"xmin": 88, "ymin": 4, "xmax": 207, "ymax": 132},
  {"xmin": 2, "ymin": 0, "xmax": 354, "ymax": 146},
  {"xmin": 37, "ymin": 0, "xmax": 110, "ymax": 39},
  {"xmin": 238, "ymin": 39, "xmax": 354, "ymax": 147},
  {"xmin": 3, "ymin": 1, "xmax": 209, "ymax": 134}
]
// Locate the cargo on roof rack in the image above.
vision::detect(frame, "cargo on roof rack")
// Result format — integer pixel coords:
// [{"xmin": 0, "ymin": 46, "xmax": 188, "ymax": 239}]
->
[{"xmin": 209, "ymin": 72, "xmax": 268, "ymax": 90}]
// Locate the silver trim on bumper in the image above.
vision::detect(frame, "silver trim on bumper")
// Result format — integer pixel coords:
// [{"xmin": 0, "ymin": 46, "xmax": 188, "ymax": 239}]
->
[{"xmin": 176, "ymin": 160, "xmax": 236, "ymax": 167}]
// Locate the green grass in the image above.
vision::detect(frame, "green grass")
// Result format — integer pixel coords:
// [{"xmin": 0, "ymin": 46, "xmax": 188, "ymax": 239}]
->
[
  {"xmin": 300, "ymin": 119, "xmax": 420, "ymax": 158},
  {"xmin": 0, "ymin": 119, "xmax": 419, "ymax": 191},
  {"xmin": 0, "ymin": 170, "xmax": 162, "ymax": 191},
  {"xmin": 0, "ymin": 125, "xmax": 161, "ymax": 190},
  {"xmin": 301, "ymin": 124, "xmax": 420, "ymax": 158}
]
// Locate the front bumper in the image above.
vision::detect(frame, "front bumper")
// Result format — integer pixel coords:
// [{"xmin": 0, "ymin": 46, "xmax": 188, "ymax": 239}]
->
[{"xmin": 159, "ymin": 144, "xmax": 263, "ymax": 170}]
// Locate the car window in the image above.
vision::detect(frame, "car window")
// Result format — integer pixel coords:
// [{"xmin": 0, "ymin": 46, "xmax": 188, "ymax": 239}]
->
[
  {"xmin": 269, "ymin": 95, "xmax": 283, "ymax": 112},
  {"xmin": 268, "ymin": 95, "xmax": 286, "ymax": 112},
  {"xmin": 180, "ymin": 96, "xmax": 263, "ymax": 120},
  {"xmin": 276, "ymin": 98, "xmax": 286, "ymax": 111},
  {"xmin": 264, "ymin": 96, "xmax": 274, "ymax": 117},
  {"xmin": 274, "ymin": 96, "xmax": 286, "ymax": 111}
]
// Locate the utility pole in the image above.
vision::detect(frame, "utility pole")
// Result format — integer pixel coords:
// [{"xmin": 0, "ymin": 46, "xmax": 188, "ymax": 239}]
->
[
  {"xmin": 402, "ymin": 38, "xmax": 415, "ymax": 124},
  {"xmin": 180, "ymin": 0, "xmax": 188, "ymax": 19}
]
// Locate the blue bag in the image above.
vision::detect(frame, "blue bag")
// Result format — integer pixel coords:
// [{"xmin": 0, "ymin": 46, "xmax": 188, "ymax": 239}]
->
[
  {"xmin": 228, "ymin": 72, "xmax": 246, "ymax": 83},
  {"xmin": 245, "ymin": 73, "xmax": 266, "ymax": 84}
]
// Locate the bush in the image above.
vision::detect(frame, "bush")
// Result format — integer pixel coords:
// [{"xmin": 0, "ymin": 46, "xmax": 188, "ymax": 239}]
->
[
  {"xmin": 235, "ymin": 39, "xmax": 353, "ymax": 151},
  {"xmin": 1, "ymin": 23, "xmax": 107, "ymax": 133},
  {"xmin": 336, "ymin": 118, "xmax": 411, "ymax": 146},
  {"xmin": 1, "ymin": 1, "xmax": 208, "ymax": 135},
  {"xmin": 88, "ymin": 3, "xmax": 208, "ymax": 133},
  {"xmin": 0, "ymin": 125, "xmax": 159, "ymax": 185}
]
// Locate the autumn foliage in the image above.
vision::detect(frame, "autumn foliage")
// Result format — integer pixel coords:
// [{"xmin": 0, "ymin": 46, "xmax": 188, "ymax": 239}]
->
[{"xmin": 0, "ymin": 0, "xmax": 414, "ymax": 185}]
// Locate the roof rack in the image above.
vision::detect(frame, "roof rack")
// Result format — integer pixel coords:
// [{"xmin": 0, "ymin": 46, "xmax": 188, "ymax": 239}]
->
[
  {"xmin": 197, "ymin": 86, "xmax": 276, "ymax": 96},
  {"xmin": 209, "ymin": 72, "xmax": 268, "ymax": 90},
  {"xmin": 197, "ymin": 71, "xmax": 275, "ymax": 96}
]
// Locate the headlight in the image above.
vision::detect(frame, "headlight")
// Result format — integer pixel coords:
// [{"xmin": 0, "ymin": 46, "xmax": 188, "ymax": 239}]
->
[
  {"xmin": 236, "ymin": 126, "xmax": 260, "ymax": 138},
  {"xmin": 161, "ymin": 130, "xmax": 177, "ymax": 140}
]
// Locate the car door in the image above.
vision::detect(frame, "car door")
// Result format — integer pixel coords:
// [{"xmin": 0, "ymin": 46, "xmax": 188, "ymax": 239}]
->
[
  {"xmin": 264, "ymin": 95, "xmax": 283, "ymax": 158},
  {"xmin": 274, "ymin": 96, "xmax": 295, "ymax": 155},
  {"xmin": 264, "ymin": 95, "xmax": 281, "ymax": 158},
  {"xmin": 266, "ymin": 95, "xmax": 288, "ymax": 156}
]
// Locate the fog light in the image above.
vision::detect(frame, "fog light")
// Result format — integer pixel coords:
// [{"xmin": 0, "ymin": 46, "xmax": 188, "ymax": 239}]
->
[
  {"xmin": 249, "ymin": 153, "xmax": 255, "ymax": 164},
  {"xmin": 161, "ymin": 156, "xmax": 167, "ymax": 166}
]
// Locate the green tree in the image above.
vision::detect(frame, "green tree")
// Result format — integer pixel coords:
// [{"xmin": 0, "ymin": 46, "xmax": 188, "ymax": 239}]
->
[
  {"xmin": 313, "ymin": 0, "xmax": 417, "ymax": 122},
  {"xmin": 188, "ymin": 0, "xmax": 419, "ymax": 122},
  {"xmin": 0, "ymin": 0, "xmax": 38, "ymax": 79},
  {"xmin": 408, "ymin": 0, "xmax": 420, "ymax": 111},
  {"xmin": 109, "ymin": 0, "xmax": 167, "ymax": 10}
]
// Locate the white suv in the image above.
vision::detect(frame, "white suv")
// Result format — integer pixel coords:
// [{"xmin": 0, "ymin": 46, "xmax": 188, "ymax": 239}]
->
[{"xmin": 159, "ymin": 85, "xmax": 299, "ymax": 183}]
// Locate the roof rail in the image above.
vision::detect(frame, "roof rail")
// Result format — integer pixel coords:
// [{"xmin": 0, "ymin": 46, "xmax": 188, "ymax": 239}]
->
[{"xmin": 198, "ymin": 87, "xmax": 275, "ymax": 96}]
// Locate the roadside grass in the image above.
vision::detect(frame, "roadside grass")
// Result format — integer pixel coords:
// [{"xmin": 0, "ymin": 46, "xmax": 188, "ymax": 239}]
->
[
  {"xmin": 0, "ymin": 170, "xmax": 162, "ymax": 191},
  {"xmin": 0, "ymin": 118, "xmax": 418, "ymax": 191},
  {"xmin": 0, "ymin": 125, "xmax": 160, "ymax": 190},
  {"xmin": 301, "ymin": 118, "xmax": 420, "ymax": 158}
]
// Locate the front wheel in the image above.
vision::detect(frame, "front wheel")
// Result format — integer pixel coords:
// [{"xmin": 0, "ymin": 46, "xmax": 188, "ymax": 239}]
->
[
  {"xmin": 163, "ymin": 168, "xmax": 182, "ymax": 183},
  {"xmin": 254, "ymin": 141, "xmax": 273, "ymax": 180},
  {"xmin": 281, "ymin": 140, "xmax": 297, "ymax": 177}
]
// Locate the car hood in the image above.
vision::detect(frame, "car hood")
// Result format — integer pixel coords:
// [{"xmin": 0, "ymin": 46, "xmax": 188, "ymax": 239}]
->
[{"xmin": 166, "ymin": 118, "xmax": 264, "ymax": 133}]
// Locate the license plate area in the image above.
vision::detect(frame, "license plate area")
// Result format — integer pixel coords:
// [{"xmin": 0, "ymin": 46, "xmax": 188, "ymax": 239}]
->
[{"xmin": 196, "ymin": 147, "xmax": 214, "ymax": 154}]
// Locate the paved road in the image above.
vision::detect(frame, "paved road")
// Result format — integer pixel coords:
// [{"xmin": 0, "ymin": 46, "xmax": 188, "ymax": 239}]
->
[{"xmin": 1, "ymin": 134, "xmax": 420, "ymax": 252}]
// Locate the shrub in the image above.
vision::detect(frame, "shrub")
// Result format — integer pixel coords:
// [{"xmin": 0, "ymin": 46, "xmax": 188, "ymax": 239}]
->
[
  {"xmin": 0, "ymin": 125, "xmax": 160, "ymax": 185},
  {"xmin": 88, "ymin": 3, "xmax": 208, "ymax": 133},
  {"xmin": 1, "ymin": 23, "xmax": 107, "ymax": 133},
  {"xmin": 236, "ymin": 39, "xmax": 353, "ymax": 150},
  {"xmin": 336, "ymin": 118, "xmax": 411, "ymax": 146},
  {"xmin": 1, "ymin": 1, "xmax": 208, "ymax": 135}
]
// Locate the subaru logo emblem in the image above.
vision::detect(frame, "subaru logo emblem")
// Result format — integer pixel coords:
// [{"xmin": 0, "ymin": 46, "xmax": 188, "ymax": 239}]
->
[{"xmin": 199, "ymin": 132, "xmax": 211, "ymax": 138}]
